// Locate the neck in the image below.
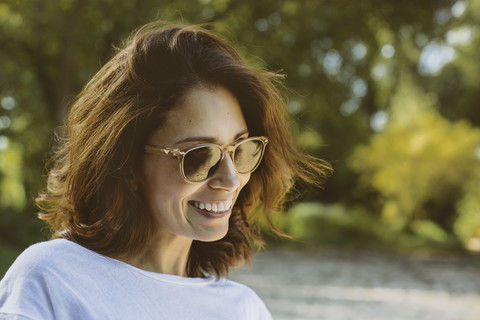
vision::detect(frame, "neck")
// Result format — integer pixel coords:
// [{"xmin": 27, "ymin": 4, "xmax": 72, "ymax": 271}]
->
[{"xmin": 123, "ymin": 233, "xmax": 193, "ymax": 277}]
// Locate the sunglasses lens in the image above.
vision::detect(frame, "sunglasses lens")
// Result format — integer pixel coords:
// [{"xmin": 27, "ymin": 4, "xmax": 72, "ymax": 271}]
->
[
  {"xmin": 182, "ymin": 138, "xmax": 266, "ymax": 182},
  {"xmin": 234, "ymin": 139, "xmax": 264, "ymax": 174},
  {"xmin": 183, "ymin": 146, "xmax": 222, "ymax": 182}
]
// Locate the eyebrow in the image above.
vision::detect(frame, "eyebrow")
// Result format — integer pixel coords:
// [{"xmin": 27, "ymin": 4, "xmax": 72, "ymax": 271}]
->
[{"xmin": 174, "ymin": 129, "xmax": 249, "ymax": 145}]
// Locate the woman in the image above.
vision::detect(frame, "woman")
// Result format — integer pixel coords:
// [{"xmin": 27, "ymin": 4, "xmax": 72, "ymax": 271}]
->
[{"xmin": 0, "ymin": 21, "xmax": 330, "ymax": 319}]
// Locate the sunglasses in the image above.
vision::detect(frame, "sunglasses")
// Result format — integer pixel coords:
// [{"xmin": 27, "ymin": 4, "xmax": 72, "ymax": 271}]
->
[{"xmin": 144, "ymin": 136, "xmax": 268, "ymax": 183}]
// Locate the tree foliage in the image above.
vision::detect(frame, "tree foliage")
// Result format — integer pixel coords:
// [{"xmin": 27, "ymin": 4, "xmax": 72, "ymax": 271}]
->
[
  {"xmin": 1, "ymin": 0, "xmax": 479, "ymax": 250},
  {"xmin": 350, "ymin": 78, "xmax": 480, "ymax": 232}
]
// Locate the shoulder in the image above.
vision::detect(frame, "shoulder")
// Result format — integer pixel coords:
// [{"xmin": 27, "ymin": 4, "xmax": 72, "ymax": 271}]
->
[
  {"xmin": 0, "ymin": 239, "xmax": 74, "ymax": 318},
  {"xmin": 2, "ymin": 239, "xmax": 79, "ymax": 278},
  {"xmin": 214, "ymin": 277, "xmax": 258, "ymax": 295},
  {"xmin": 0, "ymin": 239, "xmax": 85, "ymax": 291},
  {"xmin": 212, "ymin": 278, "xmax": 272, "ymax": 319},
  {"xmin": 0, "ymin": 239, "xmax": 110, "ymax": 319}
]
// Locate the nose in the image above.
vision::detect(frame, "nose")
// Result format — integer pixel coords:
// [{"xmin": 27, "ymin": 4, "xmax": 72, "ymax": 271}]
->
[{"xmin": 208, "ymin": 153, "xmax": 241, "ymax": 191}]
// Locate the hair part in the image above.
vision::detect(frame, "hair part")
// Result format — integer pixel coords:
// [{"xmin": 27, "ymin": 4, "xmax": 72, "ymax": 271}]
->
[{"xmin": 36, "ymin": 21, "xmax": 332, "ymax": 278}]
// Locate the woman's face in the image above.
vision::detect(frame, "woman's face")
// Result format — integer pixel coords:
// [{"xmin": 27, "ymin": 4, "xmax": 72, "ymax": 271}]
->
[{"xmin": 140, "ymin": 86, "xmax": 251, "ymax": 242}]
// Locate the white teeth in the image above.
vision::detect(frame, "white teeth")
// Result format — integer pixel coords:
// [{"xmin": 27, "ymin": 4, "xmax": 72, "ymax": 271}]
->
[{"xmin": 192, "ymin": 200, "xmax": 233, "ymax": 213}]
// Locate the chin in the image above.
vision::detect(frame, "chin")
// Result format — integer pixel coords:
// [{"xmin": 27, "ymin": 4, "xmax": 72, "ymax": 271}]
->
[{"xmin": 195, "ymin": 227, "xmax": 229, "ymax": 242}]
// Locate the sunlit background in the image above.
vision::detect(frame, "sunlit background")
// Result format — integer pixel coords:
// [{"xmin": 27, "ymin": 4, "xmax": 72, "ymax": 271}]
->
[{"xmin": 1, "ymin": 1, "xmax": 480, "ymax": 317}]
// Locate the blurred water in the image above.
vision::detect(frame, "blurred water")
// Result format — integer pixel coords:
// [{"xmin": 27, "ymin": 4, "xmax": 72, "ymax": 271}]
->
[{"xmin": 230, "ymin": 250, "xmax": 480, "ymax": 320}]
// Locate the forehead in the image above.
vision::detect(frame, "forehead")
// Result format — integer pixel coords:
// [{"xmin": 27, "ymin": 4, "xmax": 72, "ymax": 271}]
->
[{"xmin": 148, "ymin": 86, "xmax": 248, "ymax": 146}]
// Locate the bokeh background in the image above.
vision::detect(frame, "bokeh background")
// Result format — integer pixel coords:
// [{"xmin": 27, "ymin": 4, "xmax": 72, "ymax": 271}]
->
[{"xmin": 1, "ymin": 0, "xmax": 480, "ymax": 281}]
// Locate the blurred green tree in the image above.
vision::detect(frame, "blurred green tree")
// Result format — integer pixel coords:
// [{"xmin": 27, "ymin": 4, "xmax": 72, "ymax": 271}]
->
[
  {"xmin": 1, "ymin": 0, "xmax": 478, "ymax": 256},
  {"xmin": 350, "ymin": 77, "xmax": 480, "ymax": 233},
  {"xmin": 455, "ymin": 170, "xmax": 480, "ymax": 249}
]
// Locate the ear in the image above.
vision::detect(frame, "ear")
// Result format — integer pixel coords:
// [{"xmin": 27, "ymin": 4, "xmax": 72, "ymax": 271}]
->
[{"xmin": 127, "ymin": 171, "xmax": 139, "ymax": 192}]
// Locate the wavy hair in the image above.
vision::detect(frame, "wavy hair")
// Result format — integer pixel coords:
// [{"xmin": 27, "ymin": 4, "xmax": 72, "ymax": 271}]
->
[{"xmin": 37, "ymin": 21, "xmax": 331, "ymax": 277}]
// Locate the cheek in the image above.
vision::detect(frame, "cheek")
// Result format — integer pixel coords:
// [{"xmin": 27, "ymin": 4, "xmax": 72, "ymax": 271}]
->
[{"xmin": 140, "ymin": 157, "xmax": 185, "ymax": 206}]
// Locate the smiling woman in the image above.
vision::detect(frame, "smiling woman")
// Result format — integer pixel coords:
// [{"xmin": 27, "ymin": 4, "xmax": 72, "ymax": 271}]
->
[{"xmin": 0, "ymin": 21, "xmax": 330, "ymax": 319}]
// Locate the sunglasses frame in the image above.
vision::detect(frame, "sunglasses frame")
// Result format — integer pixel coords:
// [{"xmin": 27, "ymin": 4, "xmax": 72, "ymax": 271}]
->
[{"xmin": 144, "ymin": 136, "xmax": 268, "ymax": 183}]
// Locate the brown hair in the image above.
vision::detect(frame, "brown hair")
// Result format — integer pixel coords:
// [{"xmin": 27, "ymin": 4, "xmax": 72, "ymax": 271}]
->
[{"xmin": 37, "ymin": 21, "xmax": 331, "ymax": 277}]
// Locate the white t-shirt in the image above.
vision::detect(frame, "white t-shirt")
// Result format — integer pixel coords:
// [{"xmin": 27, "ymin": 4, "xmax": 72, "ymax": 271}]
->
[{"xmin": 0, "ymin": 239, "xmax": 271, "ymax": 320}]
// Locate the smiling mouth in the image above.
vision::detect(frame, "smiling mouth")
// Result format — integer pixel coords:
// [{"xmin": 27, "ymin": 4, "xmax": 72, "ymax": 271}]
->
[{"xmin": 188, "ymin": 199, "xmax": 233, "ymax": 214}]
